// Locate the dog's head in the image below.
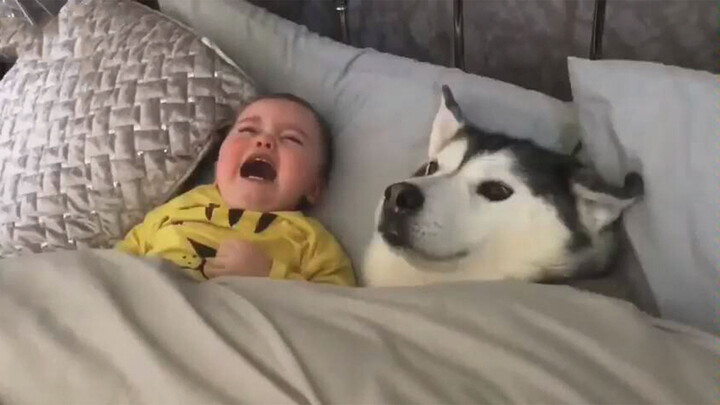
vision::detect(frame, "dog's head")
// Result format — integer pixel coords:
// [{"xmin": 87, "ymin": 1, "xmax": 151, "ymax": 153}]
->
[{"xmin": 373, "ymin": 86, "xmax": 643, "ymax": 282}]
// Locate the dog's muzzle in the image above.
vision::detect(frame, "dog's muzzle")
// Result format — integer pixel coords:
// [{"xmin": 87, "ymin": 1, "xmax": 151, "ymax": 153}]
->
[{"xmin": 378, "ymin": 182, "xmax": 424, "ymax": 247}]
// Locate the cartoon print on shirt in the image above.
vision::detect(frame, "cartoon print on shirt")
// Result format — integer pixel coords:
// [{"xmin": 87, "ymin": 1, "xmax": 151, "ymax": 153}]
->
[{"xmin": 159, "ymin": 203, "xmax": 278, "ymax": 277}]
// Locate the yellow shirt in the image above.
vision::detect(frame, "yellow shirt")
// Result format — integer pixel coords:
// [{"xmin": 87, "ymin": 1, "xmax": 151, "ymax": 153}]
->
[{"xmin": 116, "ymin": 185, "xmax": 356, "ymax": 286}]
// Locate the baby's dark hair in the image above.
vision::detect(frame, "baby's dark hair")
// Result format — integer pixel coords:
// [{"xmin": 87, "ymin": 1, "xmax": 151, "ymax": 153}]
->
[{"xmin": 245, "ymin": 93, "xmax": 334, "ymax": 183}]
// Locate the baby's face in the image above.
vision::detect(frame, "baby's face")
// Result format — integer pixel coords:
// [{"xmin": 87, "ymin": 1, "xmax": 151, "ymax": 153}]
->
[{"xmin": 216, "ymin": 98, "xmax": 324, "ymax": 211}]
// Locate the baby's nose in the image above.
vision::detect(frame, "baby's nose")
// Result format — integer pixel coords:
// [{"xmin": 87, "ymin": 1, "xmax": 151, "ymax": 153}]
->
[{"xmin": 255, "ymin": 136, "xmax": 274, "ymax": 150}]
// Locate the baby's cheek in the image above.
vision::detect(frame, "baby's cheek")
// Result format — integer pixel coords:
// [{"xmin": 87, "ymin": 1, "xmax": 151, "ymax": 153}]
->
[
  {"xmin": 290, "ymin": 149, "xmax": 320, "ymax": 173},
  {"xmin": 216, "ymin": 141, "xmax": 244, "ymax": 177},
  {"xmin": 281, "ymin": 155, "xmax": 307, "ymax": 180},
  {"xmin": 284, "ymin": 159, "xmax": 320, "ymax": 196}
]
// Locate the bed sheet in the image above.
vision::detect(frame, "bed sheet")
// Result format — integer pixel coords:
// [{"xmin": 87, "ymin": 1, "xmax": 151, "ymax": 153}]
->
[{"xmin": 0, "ymin": 250, "xmax": 716, "ymax": 403}]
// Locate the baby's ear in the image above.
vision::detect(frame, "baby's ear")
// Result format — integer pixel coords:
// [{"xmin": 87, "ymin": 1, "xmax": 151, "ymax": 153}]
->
[
  {"xmin": 305, "ymin": 180, "xmax": 325, "ymax": 206},
  {"xmin": 428, "ymin": 85, "xmax": 465, "ymax": 159}
]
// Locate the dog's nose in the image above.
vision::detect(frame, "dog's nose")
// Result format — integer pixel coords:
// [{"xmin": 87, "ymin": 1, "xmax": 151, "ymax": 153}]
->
[{"xmin": 384, "ymin": 182, "xmax": 424, "ymax": 212}]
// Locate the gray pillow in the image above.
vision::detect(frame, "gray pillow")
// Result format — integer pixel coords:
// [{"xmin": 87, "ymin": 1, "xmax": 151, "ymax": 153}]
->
[
  {"xmin": 159, "ymin": 0, "xmax": 580, "ymax": 272},
  {"xmin": 569, "ymin": 57, "xmax": 720, "ymax": 334},
  {"xmin": 0, "ymin": 0, "xmax": 256, "ymax": 256},
  {"xmin": 0, "ymin": 16, "xmax": 37, "ymax": 59}
]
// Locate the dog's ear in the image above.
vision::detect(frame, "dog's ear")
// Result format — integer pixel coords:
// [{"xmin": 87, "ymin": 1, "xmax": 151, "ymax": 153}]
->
[
  {"xmin": 571, "ymin": 169, "xmax": 644, "ymax": 232},
  {"xmin": 429, "ymin": 85, "xmax": 465, "ymax": 158}
]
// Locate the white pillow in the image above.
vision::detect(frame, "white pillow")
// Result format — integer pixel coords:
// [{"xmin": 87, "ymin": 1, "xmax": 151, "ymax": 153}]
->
[
  {"xmin": 159, "ymin": 0, "xmax": 580, "ymax": 273},
  {"xmin": 569, "ymin": 57, "xmax": 720, "ymax": 334}
]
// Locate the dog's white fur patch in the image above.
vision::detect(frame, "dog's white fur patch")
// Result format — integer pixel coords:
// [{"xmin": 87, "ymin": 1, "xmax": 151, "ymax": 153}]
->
[
  {"xmin": 428, "ymin": 92, "xmax": 462, "ymax": 159},
  {"xmin": 362, "ymin": 151, "xmax": 576, "ymax": 286},
  {"xmin": 434, "ymin": 137, "xmax": 467, "ymax": 173},
  {"xmin": 572, "ymin": 183, "xmax": 636, "ymax": 233}
]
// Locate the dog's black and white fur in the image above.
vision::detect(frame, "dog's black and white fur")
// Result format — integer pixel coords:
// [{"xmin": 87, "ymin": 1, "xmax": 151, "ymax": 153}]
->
[{"xmin": 362, "ymin": 86, "xmax": 643, "ymax": 286}]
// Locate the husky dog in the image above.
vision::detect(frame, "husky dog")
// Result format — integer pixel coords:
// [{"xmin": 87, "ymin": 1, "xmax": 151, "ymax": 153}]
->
[{"xmin": 362, "ymin": 86, "xmax": 643, "ymax": 286}]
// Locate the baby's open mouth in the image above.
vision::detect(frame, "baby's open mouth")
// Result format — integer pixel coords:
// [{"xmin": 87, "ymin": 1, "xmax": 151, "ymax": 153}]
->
[{"xmin": 240, "ymin": 156, "xmax": 277, "ymax": 182}]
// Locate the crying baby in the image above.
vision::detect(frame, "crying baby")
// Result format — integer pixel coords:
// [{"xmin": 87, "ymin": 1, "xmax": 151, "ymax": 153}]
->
[{"xmin": 116, "ymin": 94, "xmax": 356, "ymax": 286}]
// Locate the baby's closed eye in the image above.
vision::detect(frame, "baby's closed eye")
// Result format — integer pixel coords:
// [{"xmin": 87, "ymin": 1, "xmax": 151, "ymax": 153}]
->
[
  {"xmin": 238, "ymin": 126, "xmax": 260, "ymax": 136},
  {"xmin": 282, "ymin": 133, "xmax": 304, "ymax": 145}
]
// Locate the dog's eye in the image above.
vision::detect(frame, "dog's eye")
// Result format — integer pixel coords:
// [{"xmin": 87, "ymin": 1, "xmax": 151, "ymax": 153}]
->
[
  {"xmin": 476, "ymin": 181, "xmax": 514, "ymax": 201},
  {"xmin": 413, "ymin": 160, "xmax": 439, "ymax": 177}
]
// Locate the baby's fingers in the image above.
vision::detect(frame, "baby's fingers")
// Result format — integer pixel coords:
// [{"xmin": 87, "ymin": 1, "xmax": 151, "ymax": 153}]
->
[
  {"xmin": 206, "ymin": 257, "xmax": 227, "ymax": 268},
  {"xmin": 203, "ymin": 257, "xmax": 225, "ymax": 278}
]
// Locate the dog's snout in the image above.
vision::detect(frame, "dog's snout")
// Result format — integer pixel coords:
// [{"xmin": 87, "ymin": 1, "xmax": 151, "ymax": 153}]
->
[{"xmin": 384, "ymin": 182, "xmax": 424, "ymax": 212}]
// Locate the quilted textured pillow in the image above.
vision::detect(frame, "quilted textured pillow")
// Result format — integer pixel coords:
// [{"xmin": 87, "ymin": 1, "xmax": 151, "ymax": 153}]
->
[
  {"xmin": 0, "ymin": 0, "xmax": 256, "ymax": 256},
  {"xmin": 0, "ymin": 17, "xmax": 38, "ymax": 59}
]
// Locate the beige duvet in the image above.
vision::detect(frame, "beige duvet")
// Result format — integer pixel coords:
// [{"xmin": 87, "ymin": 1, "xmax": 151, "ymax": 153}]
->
[{"xmin": 0, "ymin": 249, "xmax": 717, "ymax": 403}]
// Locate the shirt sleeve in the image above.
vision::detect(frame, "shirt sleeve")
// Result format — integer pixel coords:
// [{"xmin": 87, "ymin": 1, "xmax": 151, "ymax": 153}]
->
[
  {"xmin": 265, "ymin": 221, "xmax": 356, "ymax": 286},
  {"xmin": 114, "ymin": 201, "xmax": 175, "ymax": 256},
  {"xmin": 299, "ymin": 225, "xmax": 357, "ymax": 286},
  {"xmin": 115, "ymin": 187, "xmax": 201, "ymax": 256},
  {"xmin": 115, "ymin": 215, "xmax": 154, "ymax": 256}
]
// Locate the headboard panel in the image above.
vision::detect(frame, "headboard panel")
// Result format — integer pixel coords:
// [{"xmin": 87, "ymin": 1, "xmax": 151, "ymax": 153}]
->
[
  {"xmin": 4, "ymin": 0, "xmax": 719, "ymax": 100},
  {"xmin": 333, "ymin": 0, "xmax": 609, "ymax": 69}
]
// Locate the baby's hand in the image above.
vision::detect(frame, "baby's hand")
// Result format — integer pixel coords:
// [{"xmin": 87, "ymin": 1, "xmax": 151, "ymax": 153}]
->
[{"xmin": 204, "ymin": 239, "xmax": 271, "ymax": 279}]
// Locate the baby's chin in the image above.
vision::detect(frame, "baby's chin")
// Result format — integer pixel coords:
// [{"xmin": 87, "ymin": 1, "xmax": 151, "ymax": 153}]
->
[{"xmin": 218, "ymin": 178, "xmax": 297, "ymax": 212}]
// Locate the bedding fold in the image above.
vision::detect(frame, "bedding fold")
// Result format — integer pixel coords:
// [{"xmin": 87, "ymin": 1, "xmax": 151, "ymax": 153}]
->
[{"xmin": 0, "ymin": 250, "xmax": 717, "ymax": 403}]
